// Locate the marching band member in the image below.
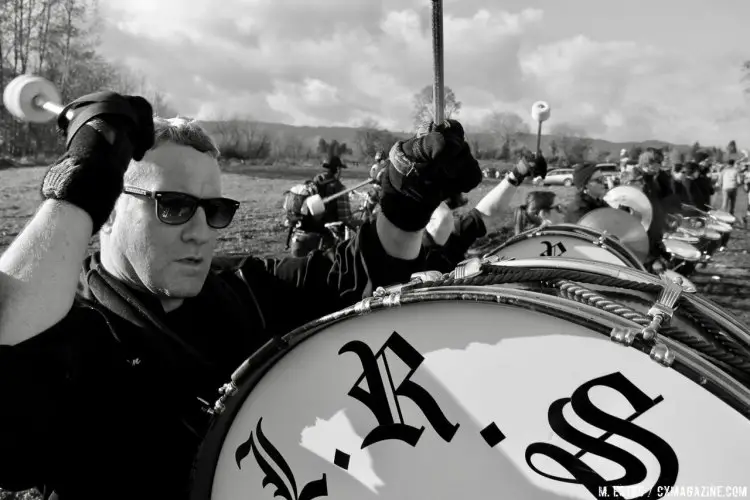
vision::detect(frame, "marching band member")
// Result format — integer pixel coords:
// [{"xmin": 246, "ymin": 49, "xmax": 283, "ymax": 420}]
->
[
  {"xmin": 0, "ymin": 89, "xmax": 482, "ymax": 499},
  {"xmin": 563, "ymin": 163, "xmax": 608, "ymax": 223},
  {"xmin": 513, "ymin": 190, "xmax": 565, "ymax": 235}
]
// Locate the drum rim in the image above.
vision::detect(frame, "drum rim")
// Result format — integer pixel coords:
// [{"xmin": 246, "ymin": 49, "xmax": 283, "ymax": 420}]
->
[
  {"xmin": 486, "ymin": 257, "xmax": 750, "ymax": 348},
  {"xmin": 485, "ymin": 224, "xmax": 646, "ymax": 271},
  {"xmin": 662, "ymin": 240, "xmax": 702, "ymax": 262},
  {"xmin": 189, "ymin": 285, "xmax": 750, "ymax": 499}
]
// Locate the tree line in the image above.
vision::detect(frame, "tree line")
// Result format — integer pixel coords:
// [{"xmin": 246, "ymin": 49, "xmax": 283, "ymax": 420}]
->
[{"xmin": 0, "ymin": 0, "xmax": 179, "ymax": 160}]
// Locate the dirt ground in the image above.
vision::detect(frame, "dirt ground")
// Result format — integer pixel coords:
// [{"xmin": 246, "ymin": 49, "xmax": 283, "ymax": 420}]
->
[{"xmin": 1, "ymin": 164, "xmax": 749, "ymax": 328}]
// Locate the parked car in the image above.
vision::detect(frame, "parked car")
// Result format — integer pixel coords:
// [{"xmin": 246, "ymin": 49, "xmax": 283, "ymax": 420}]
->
[
  {"xmin": 595, "ymin": 163, "xmax": 619, "ymax": 175},
  {"xmin": 595, "ymin": 163, "xmax": 621, "ymax": 188},
  {"xmin": 543, "ymin": 168, "xmax": 575, "ymax": 187}
]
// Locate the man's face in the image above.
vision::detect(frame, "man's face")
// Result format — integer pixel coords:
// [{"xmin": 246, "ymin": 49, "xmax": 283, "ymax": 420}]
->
[{"xmin": 103, "ymin": 143, "xmax": 223, "ymax": 299}]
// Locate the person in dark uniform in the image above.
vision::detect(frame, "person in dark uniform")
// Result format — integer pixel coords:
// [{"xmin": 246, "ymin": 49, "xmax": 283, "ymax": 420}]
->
[
  {"xmin": 0, "ymin": 89, "xmax": 482, "ymax": 500},
  {"xmin": 563, "ymin": 163, "xmax": 608, "ymax": 223}
]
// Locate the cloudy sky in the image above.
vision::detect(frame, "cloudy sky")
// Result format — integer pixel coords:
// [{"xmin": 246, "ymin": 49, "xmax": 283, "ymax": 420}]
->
[{"xmin": 98, "ymin": 0, "xmax": 750, "ymax": 146}]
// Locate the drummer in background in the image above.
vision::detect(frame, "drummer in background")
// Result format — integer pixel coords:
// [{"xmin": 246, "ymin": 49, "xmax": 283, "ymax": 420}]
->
[
  {"xmin": 670, "ymin": 163, "xmax": 686, "ymax": 200},
  {"xmin": 513, "ymin": 191, "xmax": 565, "ymax": 235},
  {"xmin": 680, "ymin": 162, "xmax": 711, "ymax": 214},
  {"xmin": 687, "ymin": 161, "xmax": 715, "ymax": 212},
  {"xmin": 562, "ymin": 162, "xmax": 608, "ymax": 223}
]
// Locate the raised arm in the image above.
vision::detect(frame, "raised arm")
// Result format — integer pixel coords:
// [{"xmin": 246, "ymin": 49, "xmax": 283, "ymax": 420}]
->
[
  {"xmin": 229, "ymin": 120, "xmax": 483, "ymax": 330},
  {"xmin": 0, "ymin": 93, "xmax": 154, "ymax": 346}
]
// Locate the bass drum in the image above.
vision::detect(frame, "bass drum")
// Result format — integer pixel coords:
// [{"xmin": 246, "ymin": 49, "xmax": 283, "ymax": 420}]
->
[
  {"xmin": 482, "ymin": 224, "xmax": 646, "ymax": 271},
  {"xmin": 191, "ymin": 261, "xmax": 750, "ymax": 500}
]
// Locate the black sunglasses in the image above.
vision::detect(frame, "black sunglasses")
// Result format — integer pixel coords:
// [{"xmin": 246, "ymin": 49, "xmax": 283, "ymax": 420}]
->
[{"xmin": 122, "ymin": 186, "xmax": 240, "ymax": 229}]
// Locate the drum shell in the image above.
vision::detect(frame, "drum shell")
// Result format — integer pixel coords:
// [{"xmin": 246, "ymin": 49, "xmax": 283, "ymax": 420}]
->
[
  {"xmin": 192, "ymin": 280, "xmax": 750, "ymax": 500},
  {"xmin": 696, "ymin": 229, "xmax": 722, "ymax": 257},
  {"xmin": 484, "ymin": 224, "xmax": 646, "ymax": 271}
]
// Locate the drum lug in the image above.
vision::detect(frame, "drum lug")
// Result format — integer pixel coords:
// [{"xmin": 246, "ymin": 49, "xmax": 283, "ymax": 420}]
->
[
  {"xmin": 206, "ymin": 382, "xmax": 238, "ymax": 416},
  {"xmin": 409, "ymin": 270, "xmax": 444, "ymax": 284},
  {"xmin": 645, "ymin": 280, "xmax": 684, "ymax": 331},
  {"xmin": 452, "ymin": 257, "xmax": 483, "ymax": 279},
  {"xmin": 649, "ymin": 343, "xmax": 675, "ymax": 367},
  {"xmin": 610, "ymin": 326, "xmax": 639, "ymax": 346}
]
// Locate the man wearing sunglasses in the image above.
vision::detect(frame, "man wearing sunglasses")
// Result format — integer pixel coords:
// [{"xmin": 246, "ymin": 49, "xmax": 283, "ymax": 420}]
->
[{"xmin": 0, "ymin": 90, "xmax": 482, "ymax": 500}]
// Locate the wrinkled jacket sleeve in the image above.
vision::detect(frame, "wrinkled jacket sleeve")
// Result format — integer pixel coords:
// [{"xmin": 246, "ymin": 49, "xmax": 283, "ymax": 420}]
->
[
  {"xmin": 0, "ymin": 306, "xmax": 107, "ymax": 491},
  {"xmin": 233, "ymin": 218, "xmax": 425, "ymax": 334}
]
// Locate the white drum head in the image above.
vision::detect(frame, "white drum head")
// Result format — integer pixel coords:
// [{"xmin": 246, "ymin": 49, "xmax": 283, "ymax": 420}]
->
[
  {"xmin": 663, "ymin": 240, "xmax": 701, "ymax": 262},
  {"xmin": 198, "ymin": 298, "xmax": 750, "ymax": 500},
  {"xmin": 487, "ymin": 227, "xmax": 638, "ymax": 269}
]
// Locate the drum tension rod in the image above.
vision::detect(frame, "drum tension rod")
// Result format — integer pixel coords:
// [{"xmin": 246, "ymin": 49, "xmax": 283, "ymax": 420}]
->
[{"xmin": 611, "ymin": 279, "xmax": 682, "ymax": 367}]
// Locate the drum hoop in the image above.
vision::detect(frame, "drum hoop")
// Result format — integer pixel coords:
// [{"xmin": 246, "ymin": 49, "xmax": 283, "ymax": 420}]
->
[
  {"xmin": 485, "ymin": 257, "xmax": 750, "ymax": 349},
  {"xmin": 489, "ymin": 225, "xmax": 646, "ymax": 271},
  {"xmin": 662, "ymin": 240, "xmax": 701, "ymax": 262},
  {"xmin": 189, "ymin": 285, "xmax": 750, "ymax": 499}
]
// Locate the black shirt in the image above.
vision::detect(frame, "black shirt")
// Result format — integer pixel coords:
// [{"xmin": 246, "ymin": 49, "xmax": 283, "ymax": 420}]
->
[{"xmin": 0, "ymin": 219, "xmax": 422, "ymax": 500}]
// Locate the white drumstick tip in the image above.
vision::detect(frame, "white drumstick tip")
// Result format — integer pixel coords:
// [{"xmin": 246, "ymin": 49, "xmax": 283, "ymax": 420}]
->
[{"xmin": 531, "ymin": 101, "xmax": 551, "ymax": 123}]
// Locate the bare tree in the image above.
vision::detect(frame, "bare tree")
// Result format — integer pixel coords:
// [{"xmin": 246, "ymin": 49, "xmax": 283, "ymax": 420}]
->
[
  {"xmin": 212, "ymin": 116, "xmax": 271, "ymax": 160},
  {"xmin": 552, "ymin": 122, "xmax": 591, "ymax": 164},
  {"xmin": 411, "ymin": 85, "xmax": 461, "ymax": 128},
  {"xmin": 482, "ymin": 111, "xmax": 528, "ymax": 149},
  {"xmin": 354, "ymin": 118, "xmax": 398, "ymax": 159}
]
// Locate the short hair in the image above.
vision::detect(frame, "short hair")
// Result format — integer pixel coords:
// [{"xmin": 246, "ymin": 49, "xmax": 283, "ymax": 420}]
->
[
  {"xmin": 728, "ymin": 159, "xmax": 736, "ymax": 166},
  {"xmin": 124, "ymin": 116, "xmax": 219, "ymax": 184},
  {"xmin": 672, "ymin": 164, "xmax": 684, "ymax": 174},
  {"xmin": 525, "ymin": 190, "xmax": 556, "ymax": 214}
]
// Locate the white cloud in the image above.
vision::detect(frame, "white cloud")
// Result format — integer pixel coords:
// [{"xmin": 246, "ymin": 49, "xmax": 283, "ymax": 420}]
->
[{"xmin": 97, "ymin": 0, "xmax": 749, "ymax": 145}]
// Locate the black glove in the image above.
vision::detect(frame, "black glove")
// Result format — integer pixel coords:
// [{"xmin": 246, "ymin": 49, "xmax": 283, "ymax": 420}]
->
[
  {"xmin": 380, "ymin": 119, "xmax": 482, "ymax": 231},
  {"xmin": 41, "ymin": 92, "xmax": 154, "ymax": 234},
  {"xmin": 508, "ymin": 153, "xmax": 548, "ymax": 186}
]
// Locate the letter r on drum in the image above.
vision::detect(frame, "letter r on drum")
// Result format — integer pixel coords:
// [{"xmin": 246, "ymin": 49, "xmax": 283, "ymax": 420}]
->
[{"xmin": 338, "ymin": 332, "xmax": 460, "ymax": 449}]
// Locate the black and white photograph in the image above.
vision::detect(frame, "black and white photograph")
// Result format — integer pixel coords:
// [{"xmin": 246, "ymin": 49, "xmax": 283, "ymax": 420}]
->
[{"xmin": 1, "ymin": 0, "xmax": 750, "ymax": 499}]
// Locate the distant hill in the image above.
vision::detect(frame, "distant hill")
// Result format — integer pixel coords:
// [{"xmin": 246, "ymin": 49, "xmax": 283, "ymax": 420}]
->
[{"xmin": 196, "ymin": 119, "xmax": 691, "ymax": 160}]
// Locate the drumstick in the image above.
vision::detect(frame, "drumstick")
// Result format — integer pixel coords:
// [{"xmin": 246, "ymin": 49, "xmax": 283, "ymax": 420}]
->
[
  {"xmin": 536, "ymin": 122, "xmax": 542, "ymax": 155},
  {"xmin": 431, "ymin": 0, "xmax": 445, "ymax": 124}
]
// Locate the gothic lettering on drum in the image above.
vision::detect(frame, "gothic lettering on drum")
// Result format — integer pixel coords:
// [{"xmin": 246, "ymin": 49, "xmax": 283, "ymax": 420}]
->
[
  {"xmin": 235, "ymin": 417, "xmax": 329, "ymax": 500},
  {"xmin": 231, "ymin": 347, "xmax": 683, "ymax": 499},
  {"xmin": 540, "ymin": 240, "xmax": 567, "ymax": 257},
  {"xmin": 525, "ymin": 372, "xmax": 679, "ymax": 499},
  {"xmin": 338, "ymin": 331, "xmax": 461, "ymax": 449}
]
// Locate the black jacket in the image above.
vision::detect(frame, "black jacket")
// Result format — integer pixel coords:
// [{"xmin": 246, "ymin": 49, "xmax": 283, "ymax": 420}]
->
[
  {"xmin": 422, "ymin": 208, "xmax": 487, "ymax": 273},
  {"xmin": 0, "ymin": 220, "xmax": 421, "ymax": 500}
]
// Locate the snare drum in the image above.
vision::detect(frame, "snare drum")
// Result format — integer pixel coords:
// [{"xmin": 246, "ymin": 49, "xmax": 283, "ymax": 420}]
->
[
  {"xmin": 697, "ymin": 228, "xmax": 722, "ymax": 260},
  {"xmin": 191, "ymin": 264, "xmax": 750, "ymax": 500},
  {"xmin": 706, "ymin": 221, "xmax": 733, "ymax": 249},
  {"xmin": 483, "ymin": 224, "xmax": 646, "ymax": 271},
  {"xmin": 662, "ymin": 239, "xmax": 701, "ymax": 276},
  {"xmin": 709, "ymin": 209, "xmax": 737, "ymax": 225}
]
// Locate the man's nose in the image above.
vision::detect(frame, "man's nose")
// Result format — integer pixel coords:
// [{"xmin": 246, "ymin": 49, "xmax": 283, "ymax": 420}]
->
[{"xmin": 181, "ymin": 206, "xmax": 213, "ymax": 243}]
